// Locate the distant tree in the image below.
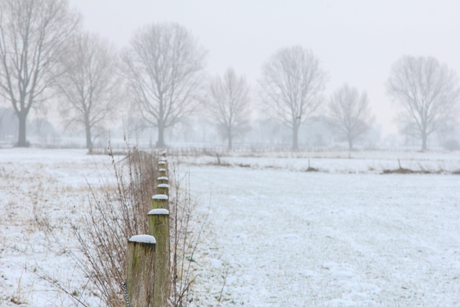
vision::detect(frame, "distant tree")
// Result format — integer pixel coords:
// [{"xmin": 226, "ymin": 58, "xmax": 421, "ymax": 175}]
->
[
  {"xmin": 207, "ymin": 68, "xmax": 251, "ymax": 149},
  {"xmin": 328, "ymin": 84, "xmax": 373, "ymax": 150},
  {"xmin": 0, "ymin": 0, "xmax": 80, "ymax": 147},
  {"xmin": 259, "ymin": 46, "xmax": 326, "ymax": 150},
  {"xmin": 387, "ymin": 56, "xmax": 460, "ymax": 151},
  {"xmin": 121, "ymin": 23, "xmax": 206, "ymax": 148},
  {"xmin": 56, "ymin": 32, "xmax": 123, "ymax": 149}
]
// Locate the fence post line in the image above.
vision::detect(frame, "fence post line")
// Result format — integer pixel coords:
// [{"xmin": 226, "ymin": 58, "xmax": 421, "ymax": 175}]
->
[
  {"xmin": 148, "ymin": 209, "xmax": 170, "ymax": 307},
  {"xmin": 157, "ymin": 183, "xmax": 169, "ymax": 198},
  {"xmin": 159, "ymin": 156, "xmax": 168, "ymax": 172},
  {"xmin": 158, "ymin": 161, "xmax": 167, "ymax": 176},
  {"xmin": 126, "ymin": 235, "xmax": 156, "ymax": 307},
  {"xmin": 152, "ymin": 194, "xmax": 169, "ymax": 210}
]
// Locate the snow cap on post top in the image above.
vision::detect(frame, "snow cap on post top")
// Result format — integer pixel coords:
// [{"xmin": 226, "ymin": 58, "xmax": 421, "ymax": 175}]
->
[
  {"xmin": 148, "ymin": 208, "xmax": 169, "ymax": 215},
  {"xmin": 128, "ymin": 235, "xmax": 156, "ymax": 244},
  {"xmin": 157, "ymin": 176, "xmax": 168, "ymax": 184},
  {"xmin": 152, "ymin": 193, "xmax": 169, "ymax": 210},
  {"xmin": 157, "ymin": 183, "xmax": 169, "ymax": 197},
  {"xmin": 127, "ymin": 234, "xmax": 156, "ymax": 306},
  {"xmin": 160, "ymin": 150, "xmax": 167, "ymax": 157},
  {"xmin": 152, "ymin": 194, "xmax": 168, "ymax": 200}
]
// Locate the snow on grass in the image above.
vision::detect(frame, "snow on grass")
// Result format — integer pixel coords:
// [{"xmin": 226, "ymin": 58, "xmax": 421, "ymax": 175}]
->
[
  {"xmin": 187, "ymin": 164, "xmax": 460, "ymax": 306},
  {"xmin": 1, "ymin": 148, "xmax": 459, "ymax": 306},
  {"xmin": 178, "ymin": 149, "xmax": 460, "ymax": 174},
  {"xmin": 0, "ymin": 148, "xmax": 115, "ymax": 306}
]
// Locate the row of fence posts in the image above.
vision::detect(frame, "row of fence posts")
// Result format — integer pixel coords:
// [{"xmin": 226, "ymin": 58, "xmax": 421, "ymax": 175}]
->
[{"xmin": 126, "ymin": 151, "xmax": 170, "ymax": 307}]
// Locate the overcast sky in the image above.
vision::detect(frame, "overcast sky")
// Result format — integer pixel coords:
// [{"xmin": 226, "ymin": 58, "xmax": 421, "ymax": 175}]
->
[{"xmin": 68, "ymin": 0, "xmax": 460, "ymax": 137}]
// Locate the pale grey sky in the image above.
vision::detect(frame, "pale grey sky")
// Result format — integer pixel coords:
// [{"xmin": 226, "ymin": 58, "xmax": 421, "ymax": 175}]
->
[{"xmin": 68, "ymin": 0, "xmax": 460, "ymax": 136}]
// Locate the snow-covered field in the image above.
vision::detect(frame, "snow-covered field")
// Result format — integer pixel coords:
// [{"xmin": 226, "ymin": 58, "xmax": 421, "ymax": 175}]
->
[
  {"xmin": 0, "ymin": 149, "xmax": 115, "ymax": 306},
  {"xmin": 1, "ymin": 148, "xmax": 459, "ymax": 306}
]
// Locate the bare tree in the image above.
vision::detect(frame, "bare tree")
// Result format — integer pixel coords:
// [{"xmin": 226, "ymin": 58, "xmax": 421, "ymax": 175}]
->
[
  {"xmin": 259, "ymin": 46, "xmax": 326, "ymax": 149},
  {"xmin": 57, "ymin": 32, "xmax": 123, "ymax": 150},
  {"xmin": 328, "ymin": 84, "xmax": 373, "ymax": 150},
  {"xmin": 207, "ymin": 68, "xmax": 251, "ymax": 149},
  {"xmin": 0, "ymin": 0, "xmax": 80, "ymax": 147},
  {"xmin": 121, "ymin": 23, "xmax": 206, "ymax": 148},
  {"xmin": 387, "ymin": 55, "xmax": 460, "ymax": 150}
]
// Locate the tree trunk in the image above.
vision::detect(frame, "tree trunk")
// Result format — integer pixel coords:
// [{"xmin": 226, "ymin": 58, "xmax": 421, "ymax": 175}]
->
[
  {"xmin": 227, "ymin": 127, "xmax": 232, "ymax": 150},
  {"xmin": 156, "ymin": 124, "xmax": 165, "ymax": 148},
  {"xmin": 85, "ymin": 117, "xmax": 93, "ymax": 150},
  {"xmin": 17, "ymin": 112, "xmax": 28, "ymax": 147},
  {"xmin": 292, "ymin": 124, "xmax": 299, "ymax": 150},
  {"xmin": 348, "ymin": 135, "xmax": 353, "ymax": 150},
  {"xmin": 421, "ymin": 131, "xmax": 427, "ymax": 151}
]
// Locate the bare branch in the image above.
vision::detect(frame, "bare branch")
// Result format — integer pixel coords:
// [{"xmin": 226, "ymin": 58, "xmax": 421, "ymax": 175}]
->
[
  {"xmin": 56, "ymin": 31, "xmax": 123, "ymax": 149},
  {"xmin": 328, "ymin": 84, "xmax": 374, "ymax": 150},
  {"xmin": 259, "ymin": 46, "xmax": 326, "ymax": 149},
  {"xmin": 206, "ymin": 67, "xmax": 251, "ymax": 149},
  {"xmin": 121, "ymin": 23, "xmax": 206, "ymax": 148},
  {"xmin": 387, "ymin": 56, "xmax": 460, "ymax": 150},
  {"xmin": 0, "ymin": 0, "xmax": 80, "ymax": 146}
]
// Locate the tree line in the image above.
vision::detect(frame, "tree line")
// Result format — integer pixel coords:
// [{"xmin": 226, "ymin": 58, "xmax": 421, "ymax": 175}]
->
[{"xmin": 1, "ymin": 0, "xmax": 459, "ymax": 151}]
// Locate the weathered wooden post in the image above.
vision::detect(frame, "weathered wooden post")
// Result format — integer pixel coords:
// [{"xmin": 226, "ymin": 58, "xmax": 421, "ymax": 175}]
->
[
  {"xmin": 159, "ymin": 156, "xmax": 168, "ymax": 171},
  {"xmin": 148, "ymin": 209, "xmax": 170, "ymax": 307},
  {"xmin": 157, "ymin": 176, "xmax": 168, "ymax": 185},
  {"xmin": 126, "ymin": 235, "xmax": 156, "ymax": 307},
  {"xmin": 158, "ymin": 161, "xmax": 167, "ymax": 177},
  {"xmin": 157, "ymin": 183, "xmax": 169, "ymax": 198},
  {"xmin": 152, "ymin": 194, "xmax": 169, "ymax": 210}
]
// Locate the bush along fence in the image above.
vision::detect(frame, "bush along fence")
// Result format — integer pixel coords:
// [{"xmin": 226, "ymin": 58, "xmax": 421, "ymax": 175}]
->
[{"xmin": 126, "ymin": 151, "xmax": 170, "ymax": 307}]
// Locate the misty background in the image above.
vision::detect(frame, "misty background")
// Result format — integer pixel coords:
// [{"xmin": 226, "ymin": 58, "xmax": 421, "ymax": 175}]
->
[{"xmin": 1, "ymin": 0, "xmax": 460, "ymax": 151}]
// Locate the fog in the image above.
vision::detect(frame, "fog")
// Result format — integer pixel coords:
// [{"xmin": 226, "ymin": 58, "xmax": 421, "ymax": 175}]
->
[{"xmin": 1, "ymin": 0, "xmax": 460, "ymax": 150}]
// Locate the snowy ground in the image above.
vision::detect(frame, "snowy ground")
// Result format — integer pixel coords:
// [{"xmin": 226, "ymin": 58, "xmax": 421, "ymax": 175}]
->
[
  {"xmin": 177, "ymin": 149, "xmax": 460, "ymax": 174},
  {"xmin": 188, "ymin": 165, "xmax": 460, "ymax": 306},
  {"xmin": 1, "ymin": 148, "xmax": 459, "ymax": 306},
  {"xmin": 0, "ymin": 149, "xmax": 115, "ymax": 306}
]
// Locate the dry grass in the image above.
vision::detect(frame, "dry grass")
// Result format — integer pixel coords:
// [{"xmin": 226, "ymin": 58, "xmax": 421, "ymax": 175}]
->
[{"xmin": 32, "ymin": 143, "xmax": 205, "ymax": 306}]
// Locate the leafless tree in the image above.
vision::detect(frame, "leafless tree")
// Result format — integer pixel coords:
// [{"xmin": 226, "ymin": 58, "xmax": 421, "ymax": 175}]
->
[
  {"xmin": 57, "ymin": 32, "xmax": 123, "ymax": 150},
  {"xmin": 121, "ymin": 23, "xmax": 206, "ymax": 148},
  {"xmin": 328, "ymin": 84, "xmax": 373, "ymax": 150},
  {"xmin": 387, "ymin": 55, "xmax": 460, "ymax": 150},
  {"xmin": 259, "ymin": 46, "xmax": 326, "ymax": 150},
  {"xmin": 207, "ymin": 68, "xmax": 251, "ymax": 149},
  {"xmin": 0, "ymin": 0, "xmax": 80, "ymax": 147}
]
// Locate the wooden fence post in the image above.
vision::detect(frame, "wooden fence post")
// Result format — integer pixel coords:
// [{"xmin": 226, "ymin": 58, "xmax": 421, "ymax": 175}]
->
[
  {"xmin": 148, "ymin": 209, "xmax": 170, "ymax": 307},
  {"xmin": 126, "ymin": 235, "xmax": 156, "ymax": 307},
  {"xmin": 158, "ymin": 161, "xmax": 167, "ymax": 176},
  {"xmin": 159, "ymin": 156, "xmax": 168, "ymax": 171},
  {"xmin": 157, "ymin": 183, "xmax": 169, "ymax": 198},
  {"xmin": 152, "ymin": 194, "xmax": 169, "ymax": 210},
  {"xmin": 157, "ymin": 176, "xmax": 169, "ymax": 185}
]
